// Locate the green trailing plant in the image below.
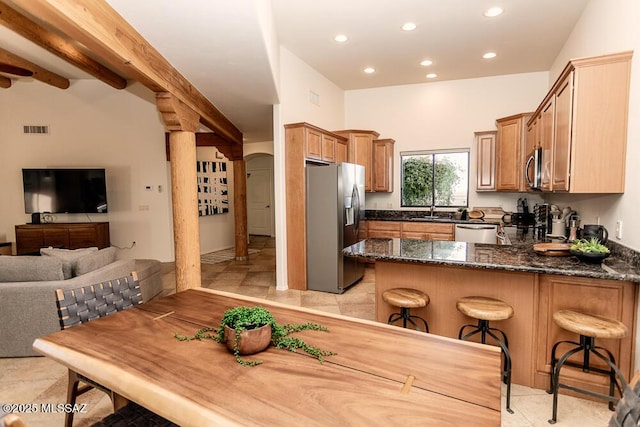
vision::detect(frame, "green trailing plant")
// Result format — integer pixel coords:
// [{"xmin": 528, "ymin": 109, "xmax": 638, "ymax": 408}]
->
[{"xmin": 174, "ymin": 306, "xmax": 335, "ymax": 366}]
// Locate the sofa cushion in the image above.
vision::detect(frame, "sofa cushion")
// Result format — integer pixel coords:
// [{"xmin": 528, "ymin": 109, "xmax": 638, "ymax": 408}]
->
[
  {"xmin": 75, "ymin": 246, "xmax": 117, "ymax": 277},
  {"xmin": 40, "ymin": 247, "xmax": 98, "ymax": 279},
  {"xmin": 0, "ymin": 256, "xmax": 64, "ymax": 282}
]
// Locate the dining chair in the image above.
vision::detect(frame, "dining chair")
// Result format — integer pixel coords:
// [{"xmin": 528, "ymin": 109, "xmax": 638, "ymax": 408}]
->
[
  {"xmin": 609, "ymin": 370, "xmax": 640, "ymax": 427},
  {"xmin": 55, "ymin": 272, "xmax": 143, "ymax": 427}
]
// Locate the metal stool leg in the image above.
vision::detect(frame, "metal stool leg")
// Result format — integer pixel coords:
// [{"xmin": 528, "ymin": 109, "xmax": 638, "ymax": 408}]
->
[
  {"xmin": 387, "ymin": 307, "xmax": 429, "ymax": 333},
  {"xmin": 458, "ymin": 320, "xmax": 513, "ymax": 414},
  {"xmin": 548, "ymin": 335, "xmax": 628, "ymax": 424}
]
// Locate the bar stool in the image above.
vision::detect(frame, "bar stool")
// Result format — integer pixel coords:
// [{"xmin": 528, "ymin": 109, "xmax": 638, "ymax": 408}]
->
[
  {"xmin": 457, "ymin": 296, "xmax": 514, "ymax": 414},
  {"xmin": 382, "ymin": 288, "xmax": 429, "ymax": 332},
  {"xmin": 547, "ymin": 309, "xmax": 628, "ymax": 424}
]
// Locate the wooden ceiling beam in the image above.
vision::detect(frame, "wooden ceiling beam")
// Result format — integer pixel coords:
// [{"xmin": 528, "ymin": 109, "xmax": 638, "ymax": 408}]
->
[
  {"xmin": 12, "ymin": 0, "xmax": 243, "ymax": 146},
  {"xmin": 0, "ymin": 1, "xmax": 127, "ymax": 90},
  {"xmin": 0, "ymin": 47, "xmax": 69, "ymax": 88},
  {"xmin": 0, "ymin": 74, "xmax": 11, "ymax": 88},
  {"xmin": 165, "ymin": 132, "xmax": 243, "ymax": 161}
]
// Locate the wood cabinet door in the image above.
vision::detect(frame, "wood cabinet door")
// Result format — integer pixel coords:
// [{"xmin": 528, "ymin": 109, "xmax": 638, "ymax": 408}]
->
[
  {"xmin": 350, "ymin": 134, "xmax": 373, "ymax": 191},
  {"xmin": 335, "ymin": 140, "xmax": 348, "ymax": 164},
  {"xmin": 305, "ymin": 128, "xmax": 322, "ymax": 161},
  {"xmin": 321, "ymin": 134, "xmax": 336, "ymax": 162},
  {"xmin": 496, "ymin": 117, "xmax": 522, "ymax": 191},
  {"xmin": 475, "ymin": 131, "xmax": 496, "ymax": 191},
  {"xmin": 552, "ymin": 73, "xmax": 573, "ymax": 192},
  {"xmin": 69, "ymin": 226, "xmax": 98, "ymax": 249},
  {"xmin": 540, "ymin": 98, "xmax": 555, "ymax": 191},
  {"xmin": 15, "ymin": 227, "xmax": 43, "ymax": 255},
  {"xmin": 372, "ymin": 139, "xmax": 394, "ymax": 192},
  {"xmin": 43, "ymin": 227, "xmax": 69, "ymax": 249}
]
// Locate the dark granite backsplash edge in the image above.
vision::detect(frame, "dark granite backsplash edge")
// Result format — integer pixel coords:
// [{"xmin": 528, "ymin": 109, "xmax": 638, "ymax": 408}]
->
[
  {"xmin": 609, "ymin": 241, "xmax": 640, "ymax": 270},
  {"xmin": 365, "ymin": 209, "xmax": 456, "ymax": 220}
]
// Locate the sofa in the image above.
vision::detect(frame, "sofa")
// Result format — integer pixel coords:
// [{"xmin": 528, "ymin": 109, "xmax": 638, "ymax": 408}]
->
[{"xmin": 0, "ymin": 247, "xmax": 164, "ymax": 357}]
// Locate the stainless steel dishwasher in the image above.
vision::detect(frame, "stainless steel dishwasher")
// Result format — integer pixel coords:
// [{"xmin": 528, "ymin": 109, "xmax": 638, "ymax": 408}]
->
[{"xmin": 454, "ymin": 223, "xmax": 498, "ymax": 244}]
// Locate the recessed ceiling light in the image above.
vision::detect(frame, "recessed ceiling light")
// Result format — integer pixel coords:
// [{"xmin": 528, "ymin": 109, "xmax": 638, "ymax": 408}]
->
[
  {"xmin": 426, "ymin": 73, "xmax": 437, "ymax": 79},
  {"xmin": 483, "ymin": 52, "xmax": 497, "ymax": 59},
  {"xmin": 401, "ymin": 22, "xmax": 417, "ymax": 31},
  {"xmin": 334, "ymin": 34, "xmax": 348, "ymax": 43},
  {"xmin": 364, "ymin": 67, "xmax": 376, "ymax": 74},
  {"xmin": 420, "ymin": 59, "xmax": 433, "ymax": 67},
  {"xmin": 484, "ymin": 7, "xmax": 504, "ymax": 17}
]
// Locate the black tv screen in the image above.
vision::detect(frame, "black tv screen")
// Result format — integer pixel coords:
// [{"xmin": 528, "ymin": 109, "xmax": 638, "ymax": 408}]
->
[{"xmin": 22, "ymin": 168, "xmax": 108, "ymax": 214}]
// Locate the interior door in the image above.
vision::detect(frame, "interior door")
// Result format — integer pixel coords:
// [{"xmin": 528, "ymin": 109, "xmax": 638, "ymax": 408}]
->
[{"xmin": 247, "ymin": 168, "xmax": 272, "ymax": 236}]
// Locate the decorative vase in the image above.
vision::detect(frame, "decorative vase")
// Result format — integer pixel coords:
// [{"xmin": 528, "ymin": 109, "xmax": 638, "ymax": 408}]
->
[{"xmin": 224, "ymin": 324, "xmax": 272, "ymax": 355}]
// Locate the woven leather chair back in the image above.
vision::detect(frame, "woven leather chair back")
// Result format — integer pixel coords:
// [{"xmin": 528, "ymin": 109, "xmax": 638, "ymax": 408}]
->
[{"xmin": 55, "ymin": 272, "xmax": 142, "ymax": 329}]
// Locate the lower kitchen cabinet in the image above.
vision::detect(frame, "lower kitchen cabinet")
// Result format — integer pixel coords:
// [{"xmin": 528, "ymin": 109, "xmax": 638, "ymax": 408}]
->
[
  {"xmin": 400, "ymin": 222, "xmax": 454, "ymax": 241},
  {"xmin": 535, "ymin": 274, "xmax": 636, "ymax": 396},
  {"xmin": 366, "ymin": 221, "xmax": 454, "ymax": 241},
  {"xmin": 367, "ymin": 221, "xmax": 401, "ymax": 238}
]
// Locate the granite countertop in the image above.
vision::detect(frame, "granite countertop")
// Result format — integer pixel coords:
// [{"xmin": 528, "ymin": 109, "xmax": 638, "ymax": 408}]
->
[{"xmin": 344, "ymin": 238, "xmax": 640, "ymax": 283}]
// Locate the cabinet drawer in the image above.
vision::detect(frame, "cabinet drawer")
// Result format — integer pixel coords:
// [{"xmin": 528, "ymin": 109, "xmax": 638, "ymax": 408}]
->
[
  {"xmin": 43, "ymin": 228, "xmax": 69, "ymax": 249},
  {"xmin": 401, "ymin": 231, "xmax": 428, "ymax": 240},
  {"xmin": 368, "ymin": 221, "xmax": 402, "ymax": 232},
  {"xmin": 430, "ymin": 233, "xmax": 454, "ymax": 241},
  {"xmin": 368, "ymin": 230, "xmax": 401, "ymax": 239},
  {"xmin": 69, "ymin": 227, "xmax": 99, "ymax": 249},
  {"xmin": 402, "ymin": 222, "xmax": 454, "ymax": 234},
  {"xmin": 15, "ymin": 228, "xmax": 44, "ymax": 255}
]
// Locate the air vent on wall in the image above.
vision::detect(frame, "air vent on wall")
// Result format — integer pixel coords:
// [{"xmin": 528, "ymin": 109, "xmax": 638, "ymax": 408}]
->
[{"xmin": 23, "ymin": 125, "xmax": 49, "ymax": 134}]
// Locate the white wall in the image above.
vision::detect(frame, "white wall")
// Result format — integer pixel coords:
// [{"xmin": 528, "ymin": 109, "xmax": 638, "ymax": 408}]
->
[
  {"xmin": 0, "ymin": 80, "xmax": 174, "ymax": 261},
  {"xmin": 0, "ymin": 80, "xmax": 240, "ymax": 261},
  {"xmin": 274, "ymin": 47, "xmax": 347, "ymax": 289},
  {"xmin": 345, "ymin": 72, "xmax": 550, "ymax": 211},
  {"xmin": 543, "ymin": 0, "xmax": 640, "ymax": 253}
]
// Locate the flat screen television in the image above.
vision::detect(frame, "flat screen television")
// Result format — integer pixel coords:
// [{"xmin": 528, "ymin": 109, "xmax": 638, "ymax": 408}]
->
[{"xmin": 22, "ymin": 168, "xmax": 108, "ymax": 214}]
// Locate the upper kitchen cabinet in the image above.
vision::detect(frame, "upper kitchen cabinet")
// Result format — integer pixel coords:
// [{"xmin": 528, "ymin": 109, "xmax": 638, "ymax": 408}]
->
[
  {"xmin": 372, "ymin": 139, "xmax": 395, "ymax": 192},
  {"xmin": 334, "ymin": 130, "xmax": 381, "ymax": 192},
  {"xmin": 283, "ymin": 122, "xmax": 349, "ymax": 290},
  {"xmin": 286, "ymin": 123, "xmax": 347, "ymax": 164},
  {"xmin": 495, "ymin": 113, "xmax": 532, "ymax": 192},
  {"xmin": 475, "ymin": 131, "xmax": 497, "ymax": 191},
  {"xmin": 529, "ymin": 51, "xmax": 632, "ymax": 193}
]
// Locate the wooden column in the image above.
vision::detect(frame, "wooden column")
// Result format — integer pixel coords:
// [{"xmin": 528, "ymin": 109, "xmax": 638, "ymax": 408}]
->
[
  {"xmin": 156, "ymin": 92, "xmax": 201, "ymax": 292},
  {"xmin": 233, "ymin": 159, "xmax": 248, "ymax": 260}
]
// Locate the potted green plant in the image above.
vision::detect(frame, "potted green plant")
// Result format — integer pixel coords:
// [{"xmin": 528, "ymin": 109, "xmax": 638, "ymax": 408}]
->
[{"xmin": 175, "ymin": 305, "xmax": 336, "ymax": 366}]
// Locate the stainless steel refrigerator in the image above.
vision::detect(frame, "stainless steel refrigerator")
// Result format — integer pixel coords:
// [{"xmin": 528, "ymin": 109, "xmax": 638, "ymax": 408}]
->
[{"xmin": 306, "ymin": 162, "xmax": 365, "ymax": 293}]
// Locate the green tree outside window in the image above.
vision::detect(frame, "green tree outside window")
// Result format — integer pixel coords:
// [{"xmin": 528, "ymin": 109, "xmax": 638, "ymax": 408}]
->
[{"xmin": 401, "ymin": 151, "xmax": 469, "ymax": 208}]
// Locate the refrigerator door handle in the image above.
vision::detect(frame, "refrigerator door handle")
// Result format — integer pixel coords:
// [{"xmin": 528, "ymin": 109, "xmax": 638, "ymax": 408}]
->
[{"xmin": 352, "ymin": 184, "xmax": 360, "ymax": 238}]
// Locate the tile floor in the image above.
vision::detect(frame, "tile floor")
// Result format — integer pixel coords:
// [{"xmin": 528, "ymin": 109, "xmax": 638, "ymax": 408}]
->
[{"xmin": 1, "ymin": 236, "xmax": 613, "ymax": 426}]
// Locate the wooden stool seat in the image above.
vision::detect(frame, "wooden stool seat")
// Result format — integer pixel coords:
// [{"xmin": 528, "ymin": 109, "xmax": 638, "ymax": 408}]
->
[
  {"xmin": 456, "ymin": 296, "xmax": 514, "ymax": 321},
  {"xmin": 548, "ymin": 309, "xmax": 628, "ymax": 423},
  {"xmin": 382, "ymin": 288, "xmax": 429, "ymax": 309},
  {"xmin": 553, "ymin": 310, "xmax": 628, "ymax": 339}
]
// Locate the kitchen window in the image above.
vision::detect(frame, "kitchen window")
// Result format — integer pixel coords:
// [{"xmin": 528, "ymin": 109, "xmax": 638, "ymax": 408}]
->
[{"xmin": 400, "ymin": 149, "xmax": 469, "ymax": 208}]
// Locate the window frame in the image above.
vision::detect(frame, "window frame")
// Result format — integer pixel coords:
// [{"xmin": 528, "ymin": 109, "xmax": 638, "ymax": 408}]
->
[{"xmin": 400, "ymin": 148, "xmax": 470, "ymax": 209}]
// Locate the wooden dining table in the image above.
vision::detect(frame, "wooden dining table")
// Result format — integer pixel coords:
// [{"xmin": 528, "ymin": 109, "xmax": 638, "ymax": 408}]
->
[{"xmin": 33, "ymin": 288, "xmax": 502, "ymax": 426}]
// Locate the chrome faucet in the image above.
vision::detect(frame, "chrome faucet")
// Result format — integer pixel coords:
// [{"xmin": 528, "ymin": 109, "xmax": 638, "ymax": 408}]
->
[{"xmin": 429, "ymin": 205, "xmax": 435, "ymax": 217}]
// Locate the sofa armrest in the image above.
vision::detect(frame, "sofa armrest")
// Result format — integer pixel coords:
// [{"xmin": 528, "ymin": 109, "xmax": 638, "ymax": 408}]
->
[{"xmin": 0, "ymin": 259, "xmax": 135, "ymax": 358}]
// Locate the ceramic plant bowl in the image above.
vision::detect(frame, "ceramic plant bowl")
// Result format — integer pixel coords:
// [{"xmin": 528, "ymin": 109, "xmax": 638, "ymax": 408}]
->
[{"xmin": 224, "ymin": 324, "xmax": 272, "ymax": 355}]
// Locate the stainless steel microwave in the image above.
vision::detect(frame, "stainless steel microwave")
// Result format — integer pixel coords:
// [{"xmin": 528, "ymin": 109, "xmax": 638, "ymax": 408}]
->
[{"xmin": 525, "ymin": 147, "xmax": 542, "ymax": 190}]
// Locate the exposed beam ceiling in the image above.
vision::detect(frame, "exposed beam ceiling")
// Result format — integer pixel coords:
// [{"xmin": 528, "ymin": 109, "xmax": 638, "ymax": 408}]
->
[
  {"xmin": 6, "ymin": 0, "xmax": 242, "ymax": 145},
  {"xmin": 0, "ymin": 46, "xmax": 69, "ymax": 88},
  {"xmin": 0, "ymin": 1, "xmax": 127, "ymax": 89}
]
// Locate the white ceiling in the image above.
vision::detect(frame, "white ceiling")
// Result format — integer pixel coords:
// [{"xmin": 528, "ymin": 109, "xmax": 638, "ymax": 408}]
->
[{"xmin": 1, "ymin": 0, "xmax": 590, "ymax": 143}]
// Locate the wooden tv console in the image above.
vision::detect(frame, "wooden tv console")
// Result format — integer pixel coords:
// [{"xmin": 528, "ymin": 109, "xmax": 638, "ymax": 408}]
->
[{"xmin": 15, "ymin": 222, "xmax": 110, "ymax": 255}]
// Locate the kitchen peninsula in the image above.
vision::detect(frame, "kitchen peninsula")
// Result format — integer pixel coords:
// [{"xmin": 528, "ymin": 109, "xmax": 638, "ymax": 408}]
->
[{"xmin": 344, "ymin": 237, "xmax": 640, "ymax": 396}]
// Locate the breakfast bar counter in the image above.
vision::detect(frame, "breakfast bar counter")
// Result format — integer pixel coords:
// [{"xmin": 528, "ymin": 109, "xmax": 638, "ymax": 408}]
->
[{"xmin": 344, "ymin": 238, "xmax": 639, "ymax": 395}]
